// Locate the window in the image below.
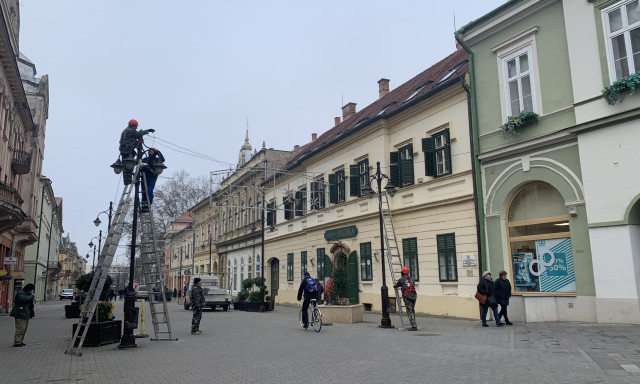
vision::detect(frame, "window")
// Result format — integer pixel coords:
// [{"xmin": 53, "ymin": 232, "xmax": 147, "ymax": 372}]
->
[
  {"xmin": 390, "ymin": 144, "xmax": 414, "ymax": 187},
  {"xmin": 295, "ymin": 187, "xmax": 307, "ymax": 216},
  {"xmin": 504, "ymin": 48, "xmax": 535, "ymax": 116},
  {"xmin": 311, "ymin": 176, "xmax": 325, "ymax": 210},
  {"xmin": 222, "ymin": 211, "xmax": 226, "ymax": 233},
  {"xmin": 287, "ymin": 253, "xmax": 294, "ymax": 281},
  {"xmin": 266, "ymin": 201, "xmax": 276, "ymax": 226},
  {"xmin": 228, "ymin": 209, "xmax": 233, "ymax": 231},
  {"xmin": 301, "ymin": 251, "xmax": 307, "ymax": 279},
  {"xmin": 284, "ymin": 194, "xmax": 294, "ymax": 220},
  {"xmin": 437, "ymin": 233, "xmax": 458, "ymax": 282},
  {"xmin": 234, "ymin": 207, "xmax": 239, "ymax": 229},
  {"xmin": 248, "ymin": 198, "xmax": 254, "ymax": 224},
  {"xmin": 241, "ymin": 202, "xmax": 246, "ymax": 227},
  {"xmin": 422, "ymin": 129, "xmax": 451, "ymax": 178},
  {"xmin": 317, "ymin": 248, "xmax": 326, "ymax": 280},
  {"xmin": 349, "ymin": 159, "xmax": 369, "ymax": 196},
  {"xmin": 360, "ymin": 242, "xmax": 373, "ymax": 281},
  {"xmin": 402, "ymin": 238, "xmax": 419, "ymax": 281},
  {"xmin": 604, "ymin": 0, "xmax": 640, "ymax": 81},
  {"xmin": 329, "ymin": 169, "xmax": 345, "ymax": 204}
]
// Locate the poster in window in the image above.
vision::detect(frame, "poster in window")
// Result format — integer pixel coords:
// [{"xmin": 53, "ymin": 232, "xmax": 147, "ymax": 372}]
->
[
  {"xmin": 535, "ymin": 238, "xmax": 576, "ymax": 292},
  {"xmin": 512, "ymin": 252, "xmax": 538, "ymax": 291}
]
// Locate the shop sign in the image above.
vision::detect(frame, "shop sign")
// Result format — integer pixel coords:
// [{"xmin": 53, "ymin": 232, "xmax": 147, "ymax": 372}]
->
[
  {"xmin": 4, "ymin": 257, "xmax": 17, "ymax": 265},
  {"xmin": 324, "ymin": 225, "xmax": 358, "ymax": 241}
]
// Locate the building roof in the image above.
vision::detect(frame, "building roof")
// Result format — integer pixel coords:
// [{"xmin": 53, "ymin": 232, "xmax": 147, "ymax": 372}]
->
[
  {"xmin": 172, "ymin": 211, "xmax": 195, "ymax": 224},
  {"xmin": 281, "ymin": 48, "xmax": 469, "ymax": 171}
]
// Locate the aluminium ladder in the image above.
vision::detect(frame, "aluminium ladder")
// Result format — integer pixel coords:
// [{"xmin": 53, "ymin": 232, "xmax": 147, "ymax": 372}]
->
[
  {"xmin": 137, "ymin": 170, "xmax": 176, "ymax": 341},
  {"xmin": 380, "ymin": 192, "xmax": 410, "ymax": 329},
  {"xmin": 65, "ymin": 165, "xmax": 140, "ymax": 356}
]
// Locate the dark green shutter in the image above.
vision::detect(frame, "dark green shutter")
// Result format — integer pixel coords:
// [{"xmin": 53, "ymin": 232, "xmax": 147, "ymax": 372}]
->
[
  {"xmin": 390, "ymin": 152, "xmax": 400, "ymax": 187},
  {"xmin": 317, "ymin": 248, "xmax": 324, "ymax": 279},
  {"xmin": 349, "ymin": 164, "xmax": 359, "ymax": 196},
  {"xmin": 323, "ymin": 254, "xmax": 332, "ymax": 281},
  {"xmin": 266, "ymin": 202, "xmax": 274, "ymax": 226},
  {"xmin": 329, "ymin": 173, "xmax": 338, "ymax": 204},
  {"xmin": 348, "ymin": 251, "xmax": 359, "ymax": 304},
  {"xmin": 400, "ymin": 144, "xmax": 414, "ymax": 186},
  {"xmin": 443, "ymin": 129, "xmax": 451, "ymax": 176},
  {"xmin": 422, "ymin": 137, "xmax": 436, "ymax": 177},
  {"xmin": 295, "ymin": 191, "xmax": 303, "ymax": 216}
]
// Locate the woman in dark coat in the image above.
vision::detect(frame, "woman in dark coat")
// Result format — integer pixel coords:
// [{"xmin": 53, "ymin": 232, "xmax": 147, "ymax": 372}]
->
[
  {"xmin": 494, "ymin": 270, "xmax": 513, "ymax": 325},
  {"xmin": 477, "ymin": 271, "xmax": 503, "ymax": 327}
]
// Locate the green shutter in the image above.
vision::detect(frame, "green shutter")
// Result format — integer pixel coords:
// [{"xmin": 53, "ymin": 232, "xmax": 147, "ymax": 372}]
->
[
  {"xmin": 323, "ymin": 254, "xmax": 332, "ymax": 281},
  {"xmin": 422, "ymin": 137, "xmax": 436, "ymax": 177},
  {"xmin": 266, "ymin": 203, "xmax": 274, "ymax": 226},
  {"xmin": 329, "ymin": 173, "xmax": 338, "ymax": 204},
  {"xmin": 443, "ymin": 129, "xmax": 452, "ymax": 176},
  {"xmin": 301, "ymin": 251, "xmax": 307, "ymax": 278},
  {"xmin": 317, "ymin": 248, "xmax": 324, "ymax": 280},
  {"xmin": 349, "ymin": 164, "xmax": 359, "ymax": 196},
  {"xmin": 400, "ymin": 144, "xmax": 414, "ymax": 186},
  {"xmin": 348, "ymin": 251, "xmax": 359, "ymax": 304},
  {"xmin": 390, "ymin": 151, "xmax": 400, "ymax": 187},
  {"xmin": 295, "ymin": 191, "xmax": 303, "ymax": 216}
]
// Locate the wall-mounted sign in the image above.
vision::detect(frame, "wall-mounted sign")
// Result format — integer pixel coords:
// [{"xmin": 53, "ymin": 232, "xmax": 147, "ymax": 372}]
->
[
  {"xmin": 4, "ymin": 257, "xmax": 17, "ymax": 265},
  {"xmin": 324, "ymin": 225, "xmax": 358, "ymax": 241},
  {"xmin": 462, "ymin": 254, "xmax": 477, "ymax": 267}
]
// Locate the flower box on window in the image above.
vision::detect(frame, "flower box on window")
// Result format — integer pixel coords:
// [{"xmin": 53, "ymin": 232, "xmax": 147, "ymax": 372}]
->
[
  {"xmin": 602, "ymin": 73, "xmax": 640, "ymax": 105},
  {"xmin": 500, "ymin": 112, "xmax": 539, "ymax": 138}
]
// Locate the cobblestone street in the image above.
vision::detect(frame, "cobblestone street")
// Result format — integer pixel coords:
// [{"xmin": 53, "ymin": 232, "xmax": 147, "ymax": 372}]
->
[{"xmin": 1, "ymin": 301, "xmax": 639, "ymax": 383}]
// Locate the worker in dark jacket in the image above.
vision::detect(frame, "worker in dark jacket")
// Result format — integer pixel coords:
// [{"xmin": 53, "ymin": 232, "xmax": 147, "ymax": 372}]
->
[
  {"xmin": 190, "ymin": 278, "xmax": 205, "ymax": 334},
  {"xmin": 10, "ymin": 283, "xmax": 35, "ymax": 347},
  {"xmin": 139, "ymin": 147, "xmax": 165, "ymax": 213},
  {"xmin": 394, "ymin": 266, "xmax": 418, "ymax": 331},
  {"xmin": 118, "ymin": 119, "xmax": 154, "ymax": 185},
  {"xmin": 477, "ymin": 271, "xmax": 503, "ymax": 327}
]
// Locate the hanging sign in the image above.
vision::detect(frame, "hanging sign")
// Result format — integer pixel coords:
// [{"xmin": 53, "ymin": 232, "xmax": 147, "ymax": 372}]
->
[
  {"xmin": 324, "ymin": 225, "xmax": 358, "ymax": 241},
  {"xmin": 4, "ymin": 257, "xmax": 17, "ymax": 265}
]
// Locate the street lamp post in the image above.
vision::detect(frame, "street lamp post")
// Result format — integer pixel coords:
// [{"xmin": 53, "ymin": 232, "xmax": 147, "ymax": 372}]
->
[
  {"xmin": 94, "ymin": 202, "xmax": 114, "ymax": 234},
  {"xmin": 362, "ymin": 161, "xmax": 397, "ymax": 329}
]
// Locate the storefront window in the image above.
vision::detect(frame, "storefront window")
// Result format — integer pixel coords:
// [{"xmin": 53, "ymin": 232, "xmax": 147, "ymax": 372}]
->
[{"xmin": 507, "ymin": 183, "xmax": 576, "ymax": 293}]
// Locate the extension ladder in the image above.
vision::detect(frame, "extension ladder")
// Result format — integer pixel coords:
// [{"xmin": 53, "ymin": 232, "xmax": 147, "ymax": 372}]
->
[
  {"xmin": 138, "ymin": 170, "xmax": 176, "ymax": 341},
  {"xmin": 380, "ymin": 192, "xmax": 409, "ymax": 329},
  {"xmin": 65, "ymin": 165, "xmax": 140, "ymax": 356}
]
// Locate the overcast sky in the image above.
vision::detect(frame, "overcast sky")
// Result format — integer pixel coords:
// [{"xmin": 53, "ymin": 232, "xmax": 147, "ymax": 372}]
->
[{"xmin": 18, "ymin": 0, "xmax": 506, "ymax": 262}]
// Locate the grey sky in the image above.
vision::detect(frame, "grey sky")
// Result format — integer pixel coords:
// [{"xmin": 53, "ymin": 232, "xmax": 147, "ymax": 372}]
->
[{"xmin": 18, "ymin": 0, "xmax": 505, "ymax": 261}]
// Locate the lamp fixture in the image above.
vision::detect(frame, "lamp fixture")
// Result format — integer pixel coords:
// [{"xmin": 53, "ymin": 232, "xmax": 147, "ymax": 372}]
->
[{"xmin": 93, "ymin": 217, "xmax": 101, "ymax": 227}]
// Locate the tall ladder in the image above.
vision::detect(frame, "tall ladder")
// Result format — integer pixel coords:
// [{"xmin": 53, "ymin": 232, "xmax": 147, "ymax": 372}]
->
[
  {"xmin": 381, "ymin": 192, "xmax": 409, "ymax": 329},
  {"xmin": 65, "ymin": 166, "xmax": 139, "ymax": 357},
  {"xmin": 138, "ymin": 170, "xmax": 176, "ymax": 341}
]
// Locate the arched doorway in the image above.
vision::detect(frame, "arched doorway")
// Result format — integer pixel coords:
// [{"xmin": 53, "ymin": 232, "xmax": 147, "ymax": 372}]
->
[
  {"xmin": 329, "ymin": 242, "xmax": 359, "ymax": 304},
  {"xmin": 270, "ymin": 258, "xmax": 279, "ymax": 297},
  {"xmin": 507, "ymin": 182, "xmax": 576, "ymax": 293}
]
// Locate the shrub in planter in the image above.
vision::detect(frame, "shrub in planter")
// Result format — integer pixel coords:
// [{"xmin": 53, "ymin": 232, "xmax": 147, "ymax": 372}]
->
[
  {"xmin": 328, "ymin": 255, "xmax": 349, "ymax": 305},
  {"xmin": 603, "ymin": 73, "xmax": 640, "ymax": 105},
  {"xmin": 237, "ymin": 291, "xmax": 249, "ymax": 303},
  {"xmin": 500, "ymin": 111, "xmax": 539, "ymax": 138},
  {"xmin": 75, "ymin": 272, "xmax": 113, "ymax": 302}
]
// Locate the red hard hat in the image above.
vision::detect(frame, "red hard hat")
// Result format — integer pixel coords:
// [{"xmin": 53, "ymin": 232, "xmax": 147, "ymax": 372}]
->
[
  {"xmin": 128, "ymin": 119, "xmax": 138, "ymax": 126},
  {"xmin": 401, "ymin": 266, "xmax": 410, "ymax": 275}
]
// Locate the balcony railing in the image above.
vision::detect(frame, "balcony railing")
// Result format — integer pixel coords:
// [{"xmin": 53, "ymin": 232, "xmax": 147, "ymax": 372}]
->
[
  {"xmin": 0, "ymin": 181, "xmax": 23, "ymax": 206},
  {"xmin": 11, "ymin": 149, "xmax": 31, "ymax": 175}
]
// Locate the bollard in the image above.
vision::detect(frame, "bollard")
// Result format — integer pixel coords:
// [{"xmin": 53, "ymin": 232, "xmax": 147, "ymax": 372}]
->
[{"xmin": 134, "ymin": 300, "xmax": 149, "ymax": 338}]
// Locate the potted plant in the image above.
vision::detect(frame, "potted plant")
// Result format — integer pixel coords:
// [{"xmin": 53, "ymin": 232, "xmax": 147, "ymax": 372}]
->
[
  {"xmin": 235, "ymin": 277, "xmax": 274, "ymax": 311},
  {"xmin": 602, "ymin": 73, "xmax": 640, "ymax": 105},
  {"xmin": 500, "ymin": 111, "xmax": 539, "ymax": 138},
  {"xmin": 322, "ymin": 254, "xmax": 364, "ymax": 323},
  {"xmin": 234, "ymin": 291, "xmax": 249, "ymax": 311},
  {"xmin": 71, "ymin": 272, "xmax": 121, "ymax": 346}
]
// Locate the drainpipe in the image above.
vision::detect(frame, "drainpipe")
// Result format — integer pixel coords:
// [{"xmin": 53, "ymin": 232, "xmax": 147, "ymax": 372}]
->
[{"xmin": 455, "ymin": 30, "xmax": 488, "ymax": 278}]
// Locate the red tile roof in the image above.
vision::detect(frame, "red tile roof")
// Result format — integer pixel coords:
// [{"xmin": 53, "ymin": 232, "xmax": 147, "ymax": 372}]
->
[
  {"xmin": 173, "ymin": 211, "xmax": 196, "ymax": 223},
  {"xmin": 283, "ymin": 49, "xmax": 469, "ymax": 170}
]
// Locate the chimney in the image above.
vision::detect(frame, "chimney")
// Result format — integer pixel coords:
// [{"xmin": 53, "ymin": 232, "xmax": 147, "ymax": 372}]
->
[
  {"xmin": 311, "ymin": 133, "xmax": 317, "ymax": 141},
  {"xmin": 334, "ymin": 117, "xmax": 341, "ymax": 126},
  {"xmin": 378, "ymin": 78, "xmax": 390, "ymax": 99},
  {"xmin": 342, "ymin": 102, "xmax": 357, "ymax": 120},
  {"xmin": 294, "ymin": 145, "xmax": 300, "ymax": 151}
]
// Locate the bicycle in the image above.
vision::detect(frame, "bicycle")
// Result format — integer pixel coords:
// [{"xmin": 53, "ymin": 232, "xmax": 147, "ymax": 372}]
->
[{"xmin": 299, "ymin": 299, "xmax": 322, "ymax": 332}]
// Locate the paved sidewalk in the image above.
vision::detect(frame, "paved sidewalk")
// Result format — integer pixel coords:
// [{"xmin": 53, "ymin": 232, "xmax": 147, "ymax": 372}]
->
[{"xmin": 1, "ymin": 300, "xmax": 639, "ymax": 383}]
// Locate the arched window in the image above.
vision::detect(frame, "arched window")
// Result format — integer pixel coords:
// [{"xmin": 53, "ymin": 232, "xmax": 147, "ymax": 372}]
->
[
  {"xmin": 233, "ymin": 259, "xmax": 238, "ymax": 291},
  {"xmin": 248, "ymin": 198, "xmax": 254, "ymax": 224},
  {"xmin": 228, "ymin": 209, "xmax": 233, "ymax": 230},
  {"xmin": 234, "ymin": 207, "xmax": 239, "ymax": 229},
  {"xmin": 507, "ymin": 182, "xmax": 575, "ymax": 293},
  {"xmin": 241, "ymin": 202, "xmax": 246, "ymax": 227}
]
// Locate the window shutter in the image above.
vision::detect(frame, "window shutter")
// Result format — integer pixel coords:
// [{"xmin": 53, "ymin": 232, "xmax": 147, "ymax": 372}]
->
[
  {"xmin": 390, "ymin": 152, "xmax": 400, "ymax": 187},
  {"xmin": 422, "ymin": 137, "xmax": 436, "ymax": 177},
  {"xmin": 349, "ymin": 164, "xmax": 359, "ymax": 196},
  {"xmin": 295, "ymin": 191, "xmax": 303, "ymax": 216},
  {"xmin": 266, "ymin": 203, "xmax": 274, "ymax": 226},
  {"xmin": 329, "ymin": 173, "xmax": 338, "ymax": 204},
  {"xmin": 443, "ymin": 129, "xmax": 452, "ymax": 175},
  {"xmin": 400, "ymin": 144, "xmax": 414, "ymax": 186}
]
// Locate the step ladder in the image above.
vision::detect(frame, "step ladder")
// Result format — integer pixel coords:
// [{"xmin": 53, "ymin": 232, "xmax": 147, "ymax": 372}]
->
[
  {"xmin": 138, "ymin": 170, "xmax": 176, "ymax": 341},
  {"xmin": 65, "ymin": 166, "xmax": 140, "ymax": 357},
  {"xmin": 380, "ymin": 192, "xmax": 409, "ymax": 329}
]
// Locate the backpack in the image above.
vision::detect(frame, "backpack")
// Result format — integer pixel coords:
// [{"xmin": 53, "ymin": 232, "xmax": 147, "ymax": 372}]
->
[{"xmin": 305, "ymin": 277, "xmax": 318, "ymax": 293}]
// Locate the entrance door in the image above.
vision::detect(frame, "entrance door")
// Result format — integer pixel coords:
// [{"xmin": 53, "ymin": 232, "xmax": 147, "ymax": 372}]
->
[
  {"xmin": 348, "ymin": 251, "xmax": 359, "ymax": 304},
  {"xmin": 270, "ymin": 259, "xmax": 279, "ymax": 297}
]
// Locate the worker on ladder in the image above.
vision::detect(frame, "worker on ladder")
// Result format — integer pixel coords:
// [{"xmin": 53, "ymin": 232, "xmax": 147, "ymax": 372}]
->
[
  {"xmin": 394, "ymin": 266, "xmax": 418, "ymax": 331},
  {"xmin": 117, "ymin": 119, "xmax": 155, "ymax": 185},
  {"xmin": 140, "ymin": 147, "xmax": 166, "ymax": 213}
]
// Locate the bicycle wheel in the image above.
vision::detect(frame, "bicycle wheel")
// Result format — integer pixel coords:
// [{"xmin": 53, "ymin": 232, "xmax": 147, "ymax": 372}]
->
[
  {"xmin": 299, "ymin": 308, "xmax": 307, "ymax": 330},
  {"xmin": 312, "ymin": 308, "xmax": 322, "ymax": 332}
]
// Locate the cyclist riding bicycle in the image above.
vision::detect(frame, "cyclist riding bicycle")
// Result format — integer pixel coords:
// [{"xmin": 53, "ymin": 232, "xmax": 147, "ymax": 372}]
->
[{"xmin": 297, "ymin": 272, "xmax": 323, "ymax": 329}]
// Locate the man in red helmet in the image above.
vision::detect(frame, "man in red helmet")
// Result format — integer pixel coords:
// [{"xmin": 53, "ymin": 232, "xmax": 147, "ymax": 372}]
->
[
  {"xmin": 118, "ymin": 119, "xmax": 155, "ymax": 185},
  {"xmin": 394, "ymin": 266, "xmax": 418, "ymax": 331}
]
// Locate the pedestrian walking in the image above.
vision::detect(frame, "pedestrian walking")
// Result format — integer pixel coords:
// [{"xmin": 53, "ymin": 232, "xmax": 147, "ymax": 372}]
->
[
  {"xmin": 173, "ymin": 288, "xmax": 177, "ymax": 299},
  {"xmin": 478, "ymin": 271, "xmax": 503, "ymax": 327},
  {"xmin": 394, "ymin": 266, "xmax": 418, "ymax": 331},
  {"xmin": 190, "ymin": 278, "xmax": 205, "ymax": 334},
  {"xmin": 494, "ymin": 270, "xmax": 513, "ymax": 325},
  {"xmin": 10, "ymin": 283, "xmax": 35, "ymax": 347}
]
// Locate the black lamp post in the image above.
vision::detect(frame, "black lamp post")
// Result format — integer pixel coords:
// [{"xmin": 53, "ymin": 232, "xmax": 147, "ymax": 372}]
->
[
  {"xmin": 362, "ymin": 161, "xmax": 397, "ymax": 329},
  {"xmin": 94, "ymin": 202, "xmax": 114, "ymax": 234}
]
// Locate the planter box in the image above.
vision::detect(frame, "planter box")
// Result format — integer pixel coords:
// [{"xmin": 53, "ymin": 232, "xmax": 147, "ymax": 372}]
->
[
  {"xmin": 233, "ymin": 301, "xmax": 274, "ymax": 312},
  {"xmin": 72, "ymin": 320, "xmax": 122, "ymax": 347},
  {"xmin": 321, "ymin": 304, "xmax": 364, "ymax": 324},
  {"xmin": 234, "ymin": 302, "xmax": 247, "ymax": 311},
  {"xmin": 65, "ymin": 304, "xmax": 81, "ymax": 318}
]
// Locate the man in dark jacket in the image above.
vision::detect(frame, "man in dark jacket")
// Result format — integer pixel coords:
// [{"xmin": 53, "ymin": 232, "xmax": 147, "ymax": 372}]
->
[
  {"xmin": 394, "ymin": 266, "xmax": 418, "ymax": 331},
  {"xmin": 190, "ymin": 278, "xmax": 205, "ymax": 334},
  {"xmin": 118, "ymin": 119, "xmax": 155, "ymax": 185},
  {"xmin": 477, "ymin": 271, "xmax": 503, "ymax": 327},
  {"xmin": 10, "ymin": 283, "xmax": 35, "ymax": 347},
  {"xmin": 297, "ymin": 272, "xmax": 321, "ymax": 329},
  {"xmin": 139, "ymin": 147, "xmax": 165, "ymax": 213}
]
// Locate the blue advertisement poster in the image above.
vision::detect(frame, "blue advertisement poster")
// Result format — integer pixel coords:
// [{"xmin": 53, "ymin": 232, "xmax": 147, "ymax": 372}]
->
[{"xmin": 535, "ymin": 238, "xmax": 576, "ymax": 292}]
